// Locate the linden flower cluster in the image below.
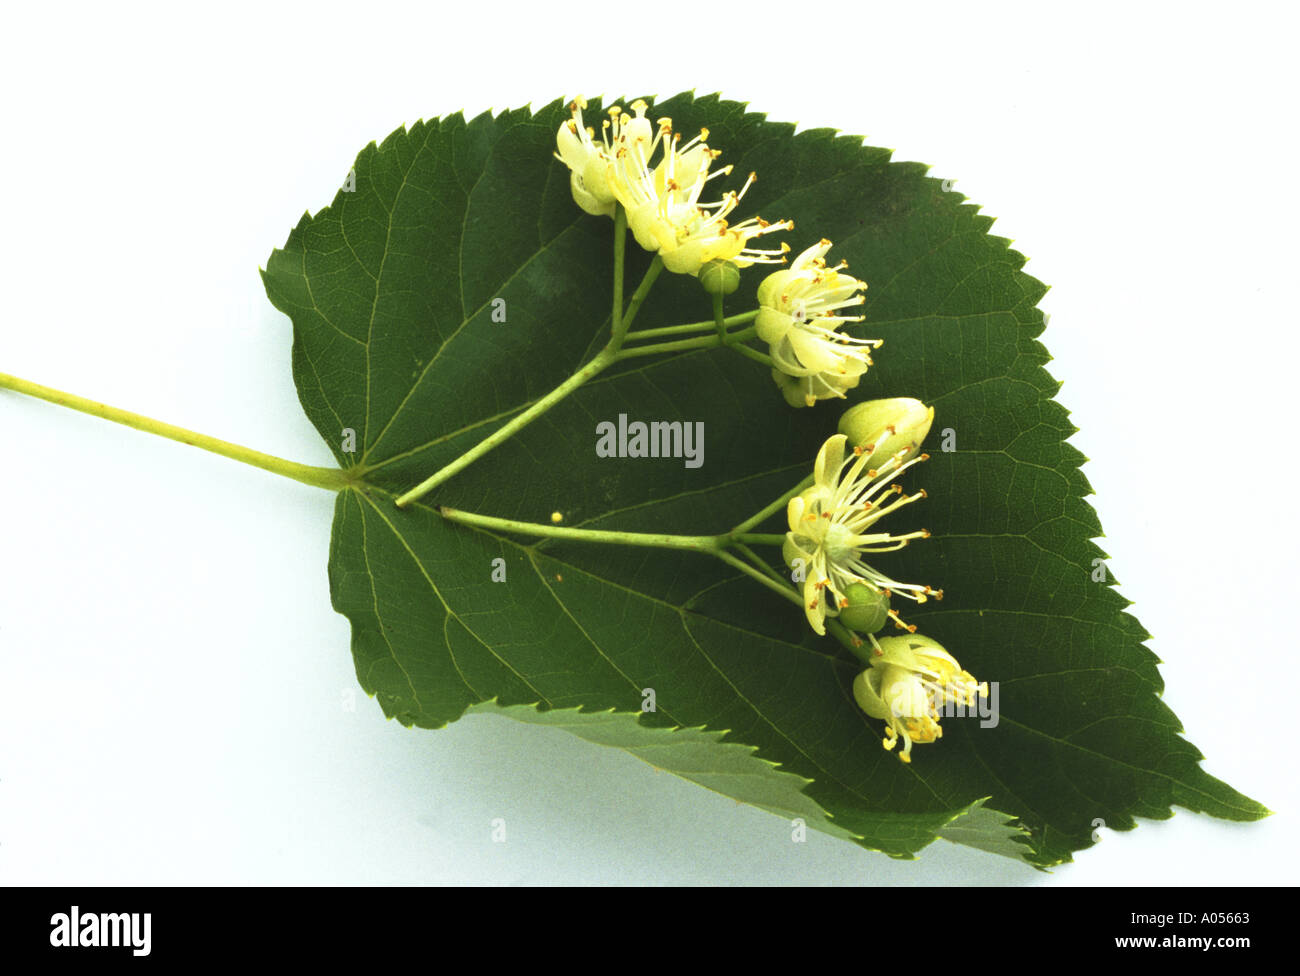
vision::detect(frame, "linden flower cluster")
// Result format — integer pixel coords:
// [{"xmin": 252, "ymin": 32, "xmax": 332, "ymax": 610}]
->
[
  {"xmin": 758, "ymin": 240, "xmax": 881, "ymax": 408},
  {"xmin": 554, "ymin": 102, "xmax": 984, "ymax": 763},
  {"xmin": 554, "ymin": 97, "xmax": 888, "ymax": 409},
  {"xmin": 555, "ymin": 97, "xmax": 791, "ymax": 276},
  {"xmin": 853, "ymin": 635, "xmax": 987, "ymax": 763}
]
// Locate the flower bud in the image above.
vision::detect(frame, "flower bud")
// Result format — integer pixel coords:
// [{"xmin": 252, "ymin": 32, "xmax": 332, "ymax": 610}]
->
[
  {"xmin": 698, "ymin": 259, "xmax": 741, "ymax": 295},
  {"xmin": 837, "ymin": 397, "xmax": 933, "ymax": 462},
  {"xmin": 838, "ymin": 582, "xmax": 890, "ymax": 634}
]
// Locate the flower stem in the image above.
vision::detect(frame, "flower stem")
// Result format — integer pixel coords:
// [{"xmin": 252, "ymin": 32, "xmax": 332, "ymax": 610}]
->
[
  {"xmin": 394, "ymin": 233, "xmax": 665, "ymax": 508},
  {"xmin": 729, "ymin": 343, "xmax": 773, "ymax": 367},
  {"xmin": 713, "ymin": 292, "xmax": 727, "ymax": 344},
  {"xmin": 829, "ymin": 619, "xmax": 874, "ymax": 665},
  {"xmin": 623, "ymin": 310, "xmax": 757, "ymax": 342},
  {"xmin": 734, "ymin": 537, "xmax": 871, "ymax": 664},
  {"xmin": 0, "ymin": 371, "xmax": 354, "ymax": 491},
  {"xmin": 731, "ymin": 533, "xmax": 787, "ymax": 546},
  {"xmin": 729, "ymin": 473, "xmax": 814, "ymax": 535},
  {"xmin": 711, "ymin": 550, "xmax": 802, "ymax": 608},
  {"xmin": 620, "ymin": 255, "xmax": 664, "ymax": 334},
  {"xmin": 613, "ymin": 333, "xmax": 725, "ymax": 360},
  {"xmin": 612, "ymin": 325, "xmax": 760, "ymax": 361},
  {"xmin": 437, "ymin": 506, "xmax": 720, "ymax": 552},
  {"xmin": 608, "ymin": 204, "xmax": 629, "ymax": 345},
  {"xmin": 394, "ymin": 349, "xmax": 616, "ymax": 507},
  {"xmin": 438, "ymin": 502, "xmax": 870, "ymax": 664},
  {"xmin": 732, "ymin": 543, "xmax": 790, "ymax": 587}
]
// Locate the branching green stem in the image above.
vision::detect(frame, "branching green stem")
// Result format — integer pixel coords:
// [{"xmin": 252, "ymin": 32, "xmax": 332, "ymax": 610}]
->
[
  {"xmin": 733, "ymin": 536, "xmax": 873, "ymax": 665},
  {"xmin": 731, "ymin": 533, "xmax": 787, "ymax": 546},
  {"xmin": 830, "ymin": 619, "xmax": 874, "ymax": 665},
  {"xmin": 731, "ymin": 542, "xmax": 782, "ymax": 581},
  {"xmin": 395, "ymin": 238, "xmax": 667, "ymax": 507},
  {"xmin": 438, "ymin": 503, "xmax": 803, "ymax": 610},
  {"xmin": 437, "ymin": 507, "xmax": 720, "ymax": 552},
  {"xmin": 623, "ymin": 310, "xmax": 758, "ymax": 342},
  {"xmin": 612, "ymin": 325, "xmax": 759, "ymax": 361},
  {"xmin": 394, "ymin": 348, "xmax": 617, "ymax": 507},
  {"xmin": 437, "ymin": 492, "xmax": 873, "ymax": 662},
  {"xmin": 608, "ymin": 205, "xmax": 629, "ymax": 345},
  {"xmin": 708, "ymin": 291, "xmax": 770, "ymax": 367},
  {"xmin": 729, "ymin": 473, "xmax": 814, "ymax": 536},
  {"xmin": 729, "ymin": 343, "xmax": 773, "ymax": 367},
  {"xmin": 711, "ymin": 550, "xmax": 803, "ymax": 608},
  {"xmin": 619, "ymin": 255, "xmax": 664, "ymax": 334}
]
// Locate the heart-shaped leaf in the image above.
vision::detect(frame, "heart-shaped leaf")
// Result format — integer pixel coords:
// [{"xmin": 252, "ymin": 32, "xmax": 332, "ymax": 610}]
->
[{"xmin": 262, "ymin": 93, "xmax": 1267, "ymax": 865}]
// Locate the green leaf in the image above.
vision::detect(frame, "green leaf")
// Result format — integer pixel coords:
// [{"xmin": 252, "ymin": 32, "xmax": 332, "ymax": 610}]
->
[
  {"xmin": 465, "ymin": 700, "xmax": 856, "ymax": 839},
  {"xmin": 262, "ymin": 93, "xmax": 1268, "ymax": 866},
  {"xmin": 935, "ymin": 798, "xmax": 1033, "ymax": 861},
  {"xmin": 472, "ymin": 700, "xmax": 1030, "ymax": 855}
]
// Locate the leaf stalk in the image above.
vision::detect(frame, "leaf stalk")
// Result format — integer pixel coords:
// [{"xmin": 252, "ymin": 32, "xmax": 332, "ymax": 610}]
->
[{"xmin": 0, "ymin": 371, "xmax": 355, "ymax": 492}]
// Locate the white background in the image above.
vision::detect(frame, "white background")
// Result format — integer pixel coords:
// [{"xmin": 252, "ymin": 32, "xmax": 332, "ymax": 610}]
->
[{"xmin": 1, "ymin": 1, "xmax": 1295, "ymax": 885}]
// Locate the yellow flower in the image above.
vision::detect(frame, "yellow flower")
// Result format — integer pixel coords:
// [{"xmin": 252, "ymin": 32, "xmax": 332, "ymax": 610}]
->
[
  {"xmin": 783, "ymin": 431, "xmax": 938, "ymax": 636},
  {"xmin": 852, "ymin": 635, "xmax": 987, "ymax": 763},
  {"xmin": 757, "ymin": 240, "xmax": 881, "ymax": 406},
  {"xmin": 603, "ymin": 102, "xmax": 792, "ymax": 275},
  {"xmin": 554, "ymin": 95, "xmax": 794, "ymax": 277}
]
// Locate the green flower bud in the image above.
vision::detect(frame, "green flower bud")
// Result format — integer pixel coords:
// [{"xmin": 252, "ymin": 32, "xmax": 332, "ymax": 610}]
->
[
  {"xmin": 698, "ymin": 258, "xmax": 741, "ymax": 295},
  {"xmin": 837, "ymin": 397, "xmax": 934, "ymax": 462},
  {"xmin": 838, "ymin": 582, "xmax": 890, "ymax": 634}
]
